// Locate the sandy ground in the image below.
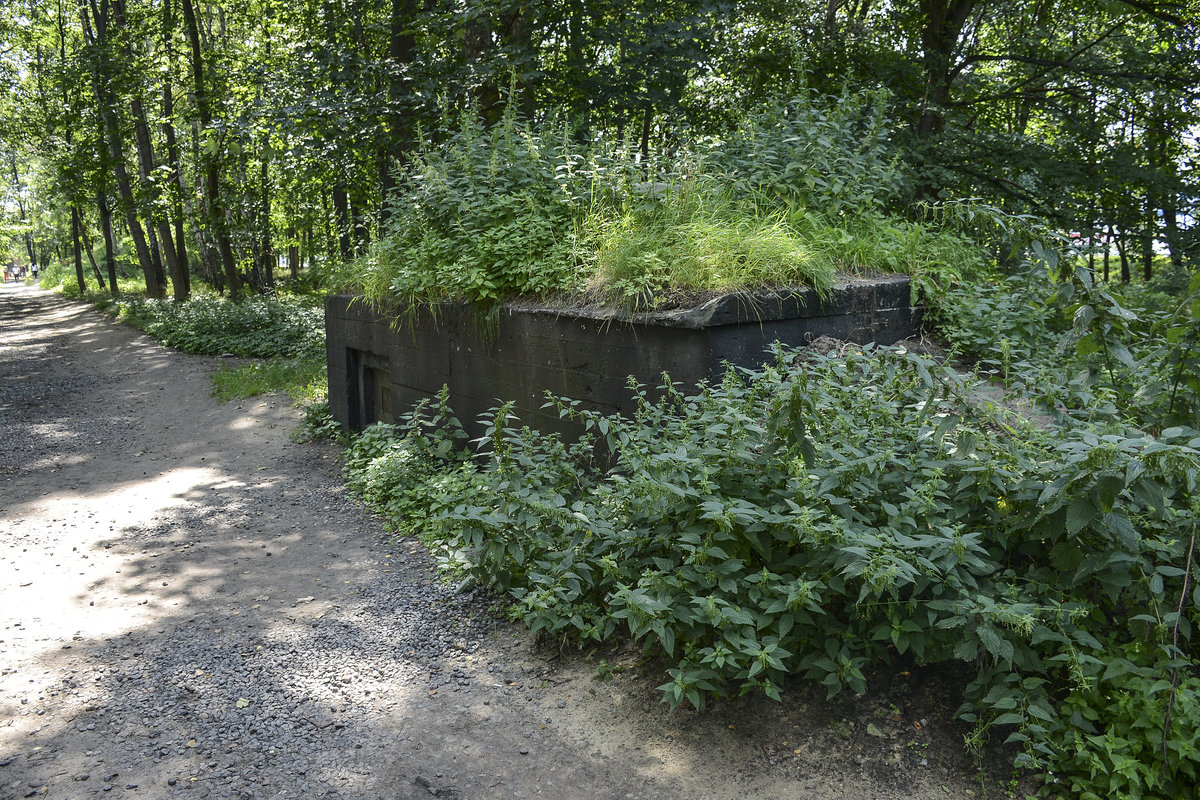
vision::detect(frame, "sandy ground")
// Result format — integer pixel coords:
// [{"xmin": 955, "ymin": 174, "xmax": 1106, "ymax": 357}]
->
[{"xmin": 0, "ymin": 282, "xmax": 1008, "ymax": 799}]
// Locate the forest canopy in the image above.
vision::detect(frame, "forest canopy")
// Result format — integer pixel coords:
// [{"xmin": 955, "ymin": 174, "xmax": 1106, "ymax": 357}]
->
[{"xmin": 1, "ymin": 0, "xmax": 1197, "ymax": 298}]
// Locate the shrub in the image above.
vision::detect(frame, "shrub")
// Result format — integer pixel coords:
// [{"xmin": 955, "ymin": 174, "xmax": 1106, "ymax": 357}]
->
[
  {"xmin": 114, "ymin": 294, "xmax": 325, "ymax": 359},
  {"xmin": 703, "ymin": 88, "xmax": 907, "ymax": 216},
  {"xmin": 343, "ymin": 342, "xmax": 1199, "ymax": 796},
  {"xmin": 932, "ymin": 248, "xmax": 1200, "ymax": 431}
]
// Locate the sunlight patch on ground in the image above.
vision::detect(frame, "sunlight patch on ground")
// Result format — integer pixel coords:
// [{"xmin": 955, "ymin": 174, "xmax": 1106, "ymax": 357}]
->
[{"xmin": 0, "ymin": 466, "xmax": 225, "ymax": 667}]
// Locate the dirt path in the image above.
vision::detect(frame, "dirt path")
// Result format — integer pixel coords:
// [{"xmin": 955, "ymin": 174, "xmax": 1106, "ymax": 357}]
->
[{"xmin": 0, "ymin": 283, "xmax": 1005, "ymax": 800}]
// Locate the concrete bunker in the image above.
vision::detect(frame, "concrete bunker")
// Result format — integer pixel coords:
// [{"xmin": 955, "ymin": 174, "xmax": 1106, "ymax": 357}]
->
[{"xmin": 326, "ymin": 276, "xmax": 923, "ymax": 440}]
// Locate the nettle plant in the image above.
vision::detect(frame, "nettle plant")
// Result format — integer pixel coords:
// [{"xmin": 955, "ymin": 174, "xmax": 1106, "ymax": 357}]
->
[
  {"xmin": 345, "ymin": 344, "xmax": 1199, "ymax": 798},
  {"xmin": 338, "ymin": 91, "xmax": 977, "ymax": 313},
  {"xmin": 932, "ymin": 238, "xmax": 1200, "ymax": 433}
]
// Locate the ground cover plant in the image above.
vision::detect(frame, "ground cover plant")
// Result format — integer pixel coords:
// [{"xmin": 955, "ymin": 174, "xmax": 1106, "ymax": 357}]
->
[
  {"xmin": 340, "ymin": 231, "xmax": 1200, "ymax": 797},
  {"xmin": 111, "ymin": 292, "xmax": 328, "ymax": 403},
  {"xmin": 109, "ymin": 293, "xmax": 325, "ymax": 359}
]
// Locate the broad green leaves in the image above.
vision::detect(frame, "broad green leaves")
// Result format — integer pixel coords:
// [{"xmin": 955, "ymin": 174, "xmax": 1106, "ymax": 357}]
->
[{"xmin": 341, "ymin": 341, "xmax": 1199, "ymax": 797}]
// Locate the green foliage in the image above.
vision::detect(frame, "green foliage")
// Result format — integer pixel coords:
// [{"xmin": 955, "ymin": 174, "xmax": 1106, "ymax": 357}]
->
[
  {"xmin": 345, "ymin": 107, "xmax": 583, "ymax": 308},
  {"xmin": 336, "ymin": 94, "xmax": 975, "ymax": 312},
  {"xmin": 585, "ymin": 188, "xmax": 836, "ymax": 309},
  {"xmin": 1044, "ymin": 656, "xmax": 1200, "ymax": 800},
  {"xmin": 6, "ymin": 0, "xmax": 1196, "ymax": 322},
  {"xmin": 32, "ymin": 257, "xmax": 74, "ymax": 290},
  {"xmin": 897, "ymin": 224, "xmax": 1200, "ymax": 796},
  {"xmin": 933, "ymin": 247, "xmax": 1200, "ymax": 431},
  {"xmin": 342, "ymin": 342, "xmax": 1199, "ymax": 795},
  {"xmin": 112, "ymin": 294, "xmax": 325, "ymax": 359},
  {"xmin": 210, "ymin": 357, "xmax": 327, "ymax": 404},
  {"xmin": 296, "ymin": 401, "xmax": 342, "ymax": 443},
  {"xmin": 790, "ymin": 210, "xmax": 981, "ymax": 283},
  {"xmin": 705, "ymin": 89, "xmax": 907, "ymax": 216},
  {"xmin": 341, "ymin": 388, "xmax": 474, "ymax": 547},
  {"xmin": 44, "ymin": 259, "xmax": 145, "ymax": 300}
]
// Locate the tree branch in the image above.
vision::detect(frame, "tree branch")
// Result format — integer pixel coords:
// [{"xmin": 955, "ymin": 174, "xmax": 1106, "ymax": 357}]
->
[
  {"xmin": 942, "ymin": 161, "xmax": 1049, "ymax": 209},
  {"xmin": 1113, "ymin": 0, "xmax": 1188, "ymax": 27},
  {"xmin": 958, "ymin": 53, "xmax": 1182, "ymax": 86}
]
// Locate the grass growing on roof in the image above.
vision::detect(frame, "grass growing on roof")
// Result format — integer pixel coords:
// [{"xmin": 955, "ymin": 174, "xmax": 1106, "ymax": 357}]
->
[{"xmin": 331, "ymin": 91, "xmax": 979, "ymax": 312}]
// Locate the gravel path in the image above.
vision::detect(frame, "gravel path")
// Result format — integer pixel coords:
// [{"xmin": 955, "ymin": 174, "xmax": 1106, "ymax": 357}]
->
[{"xmin": 1, "ymin": 284, "xmax": 1004, "ymax": 800}]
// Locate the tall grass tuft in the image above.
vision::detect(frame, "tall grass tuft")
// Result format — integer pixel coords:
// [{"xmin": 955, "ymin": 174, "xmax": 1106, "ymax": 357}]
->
[{"xmin": 332, "ymin": 91, "xmax": 979, "ymax": 311}]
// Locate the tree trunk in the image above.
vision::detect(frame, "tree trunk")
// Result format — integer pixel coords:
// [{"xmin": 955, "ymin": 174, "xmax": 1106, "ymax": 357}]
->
[
  {"xmin": 162, "ymin": 0, "xmax": 191, "ymax": 300},
  {"xmin": 1103, "ymin": 224, "xmax": 1112, "ymax": 282},
  {"xmin": 465, "ymin": 7, "xmax": 500, "ymax": 122},
  {"xmin": 916, "ymin": 0, "xmax": 976, "ymax": 139},
  {"xmin": 351, "ymin": 185, "xmax": 369, "ymax": 253},
  {"xmin": 256, "ymin": 16, "xmax": 276, "ymax": 293},
  {"xmin": 55, "ymin": 0, "xmax": 89, "ymax": 294},
  {"xmin": 913, "ymin": 0, "xmax": 977, "ymax": 198},
  {"xmin": 181, "ymin": 0, "xmax": 240, "ymax": 299},
  {"xmin": 568, "ymin": 2, "xmax": 589, "ymax": 137},
  {"xmin": 1115, "ymin": 229, "xmax": 1130, "ymax": 283},
  {"xmin": 78, "ymin": 212, "xmax": 107, "ymax": 290},
  {"xmin": 304, "ymin": 225, "xmax": 314, "ymax": 275},
  {"xmin": 322, "ymin": 193, "xmax": 334, "ymax": 260},
  {"xmin": 98, "ymin": 189, "xmax": 118, "ymax": 295},
  {"xmin": 259, "ymin": 141, "xmax": 275, "ymax": 290},
  {"xmin": 8, "ymin": 156, "xmax": 37, "ymax": 271},
  {"xmin": 1162, "ymin": 199, "xmax": 1184, "ymax": 271},
  {"xmin": 379, "ymin": 0, "xmax": 420, "ymax": 227},
  {"xmin": 332, "ymin": 184, "xmax": 353, "ymax": 260},
  {"xmin": 107, "ymin": 142, "xmax": 159, "ymax": 296},
  {"xmin": 82, "ymin": 0, "xmax": 162, "ymax": 298},
  {"xmin": 1142, "ymin": 227, "xmax": 1153, "ymax": 283},
  {"xmin": 115, "ymin": 0, "xmax": 177, "ymax": 297},
  {"xmin": 71, "ymin": 205, "xmax": 88, "ymax": 293}
]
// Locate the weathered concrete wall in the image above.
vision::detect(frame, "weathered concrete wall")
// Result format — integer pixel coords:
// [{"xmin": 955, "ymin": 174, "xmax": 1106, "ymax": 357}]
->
[{"xmin": 326, "ymin": 276, "xmax": 921, "ymax": 438}]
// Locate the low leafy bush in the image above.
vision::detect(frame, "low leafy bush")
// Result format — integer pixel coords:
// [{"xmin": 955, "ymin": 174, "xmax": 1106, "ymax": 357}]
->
[
  {"xmin": 348, "ymin": 110, "xmax": 584, "ymax": 308},
  {"xmin": 342, "ymin": 388, "xmax": 475, "ymax": 544},
  {"xmin": 705, "ymin": 87, "xmax": 907, "ymax": 216},
  {"xmin": 113, "ymin": 294, "xmax": 325, "ymax": 359},
  {"xmin": 345, "ymin": 344, "xmax": 1198, "ymax": 798},
  {"xmin": 296, "ymin": 401, "xmax": 343, "ymax": 442}
]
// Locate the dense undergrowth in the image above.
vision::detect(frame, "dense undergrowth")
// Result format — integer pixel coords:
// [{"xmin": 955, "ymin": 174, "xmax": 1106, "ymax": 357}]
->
[
  {"xmin": 935, "ymin": 246, "xmax": 1200, "ymax": 433},
  {"xmin": 338, "ymin": 244, "xmax": 1200, "ymax": 798},
  {"xmin": 112, "ymin": 292, "xmax": 327, "ymax": 404},
  {"xmin": 109, "ymin": 293, "xmax": 325, "ymax": 359},
  {"xmin": 324, "ymin": 90, "xmax": 980, "ymax": 311}
]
